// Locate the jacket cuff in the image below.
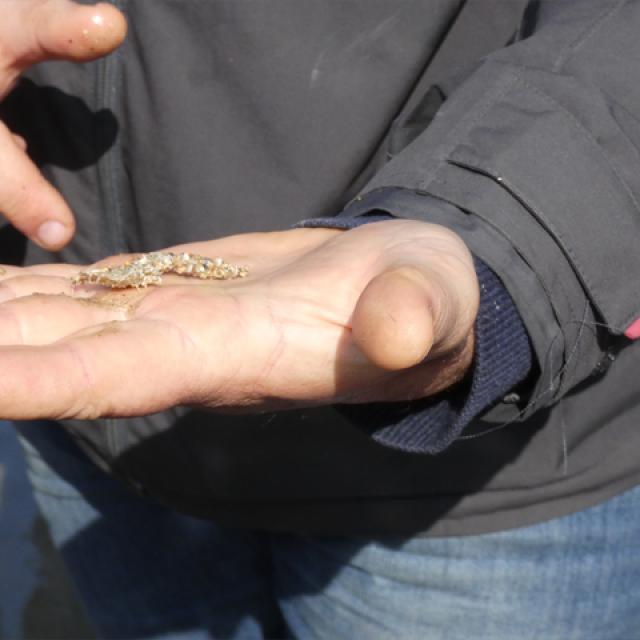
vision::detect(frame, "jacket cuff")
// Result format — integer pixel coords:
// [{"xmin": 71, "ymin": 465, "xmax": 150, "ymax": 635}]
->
[{"xmin": 297, "ymin": 195, "xmax": 533, "ymax": 453}]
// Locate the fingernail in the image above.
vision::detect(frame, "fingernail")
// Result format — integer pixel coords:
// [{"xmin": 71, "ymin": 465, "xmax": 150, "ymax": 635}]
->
[{"xmin": 37, "ymin": 221, "xmax": 68, "ymax": 248}]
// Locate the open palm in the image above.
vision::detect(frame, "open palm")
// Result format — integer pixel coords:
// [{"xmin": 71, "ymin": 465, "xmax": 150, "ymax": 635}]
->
[{"xmin": 0, "ymin": 220, "xmax": 479, "ymax": 420}]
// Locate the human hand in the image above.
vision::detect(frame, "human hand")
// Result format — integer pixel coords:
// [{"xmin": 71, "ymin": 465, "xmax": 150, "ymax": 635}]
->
[
  {"xmin": 0, "ymin": 0, "xmax": 126, "ymax": 249},
  {"xmin": 0, "ymin": 220, "xmax": 479, "ymax": 420}
]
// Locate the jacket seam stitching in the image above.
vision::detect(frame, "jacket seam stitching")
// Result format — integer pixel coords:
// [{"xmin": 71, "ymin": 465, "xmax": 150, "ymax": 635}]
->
[{"xmin": 426, "ymin": 172, "xmax": 574, "ymax": 384}]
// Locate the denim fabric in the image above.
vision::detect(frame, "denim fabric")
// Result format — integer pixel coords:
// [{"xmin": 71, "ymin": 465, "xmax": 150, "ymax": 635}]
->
[
  {"xmin": 14, "ymin": 421, "xmax": 285, "ymax": 640},
  {"xmin": 14, "ymin": 421, "xmax": 640, "ymax": 640}
]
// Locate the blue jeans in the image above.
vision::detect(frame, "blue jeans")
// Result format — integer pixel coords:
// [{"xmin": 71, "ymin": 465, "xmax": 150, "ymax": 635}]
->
[{"xmin": 14, "ymin": 420, "xmax": 640, "ymax": 639}]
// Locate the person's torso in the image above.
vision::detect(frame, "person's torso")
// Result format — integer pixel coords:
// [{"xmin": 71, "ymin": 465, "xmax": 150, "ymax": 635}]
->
[{"xmin": 2, "ymin": 0, "xmax": 639, "ymax": 536}]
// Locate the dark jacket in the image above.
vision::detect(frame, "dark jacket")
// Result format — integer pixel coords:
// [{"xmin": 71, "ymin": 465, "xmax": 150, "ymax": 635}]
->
[{"xmin": 3, "ymin": 0, "xmax": 640, "ymax": 536}]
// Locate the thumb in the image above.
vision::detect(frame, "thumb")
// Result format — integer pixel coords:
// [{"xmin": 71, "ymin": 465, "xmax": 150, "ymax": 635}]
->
[
  {"xmin": 350, "ymin": 265, "xmax": 475, "ymax": 371},
  {"xmin": 10, "ymin": 0, "xmax": 127, "ymax": 69}
]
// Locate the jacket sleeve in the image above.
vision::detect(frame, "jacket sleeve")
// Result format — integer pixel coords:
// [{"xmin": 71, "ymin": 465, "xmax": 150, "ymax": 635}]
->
[
  {"xmin": 339, "ymin": 0, "xmax": 640, "ymax": 419},
  {"xmin": 301, "ymin": 209, "xmax": 533, "ymax": 453}
]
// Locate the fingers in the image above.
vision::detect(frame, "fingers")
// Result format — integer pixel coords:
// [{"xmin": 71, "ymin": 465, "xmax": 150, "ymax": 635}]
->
[
  {"xmin": 0, "ymin": 121, "xmax": 75, "ymax": 249},
  {"xmin": 0, "ymin": 262, "xmax": 82, "ymax": 281},
  {"xmin": 0, "ymin": 1, "xmax": 126, "ymax": 242},
  {"xmin": 0, "ymin": 319, "xmax": 193, "ymax": 420},
  {"xmin": 9, "ymin": 0, "xmax": 127, "ymax": 69},
  {"xmin": 0, "ymin": 273, "xmax": 74, "ymax": 303},
  {"xmin": 0, "ymin": 291, "xmax": 125, "ymax": 345}
]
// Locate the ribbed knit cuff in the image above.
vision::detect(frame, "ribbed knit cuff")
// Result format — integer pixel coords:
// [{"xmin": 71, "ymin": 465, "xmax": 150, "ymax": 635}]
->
[{"xmin": 296, "ymin": 191, "xmax": 533, "ymax": 453}]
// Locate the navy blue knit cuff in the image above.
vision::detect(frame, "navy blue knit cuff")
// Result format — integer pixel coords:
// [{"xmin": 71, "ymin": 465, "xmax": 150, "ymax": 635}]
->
[{"xmin": 296, "ymin": 192, "xmax": 533, "ymax": 453}]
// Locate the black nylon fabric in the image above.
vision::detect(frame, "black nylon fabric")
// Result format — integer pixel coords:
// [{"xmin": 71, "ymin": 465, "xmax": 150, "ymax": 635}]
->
[{"xmin": 2, "ymin": 0, "xmax": 640, "ymax": 536}]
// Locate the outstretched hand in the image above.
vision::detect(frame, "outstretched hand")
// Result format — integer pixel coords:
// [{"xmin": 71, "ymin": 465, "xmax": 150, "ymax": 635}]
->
[
  {"xmin": 0, "ymin": 220, "xmax": 479, "ymax": 420},
  {"xmin": 0, "ymin": 0, "xmax": 127, "ymax": 249}
]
